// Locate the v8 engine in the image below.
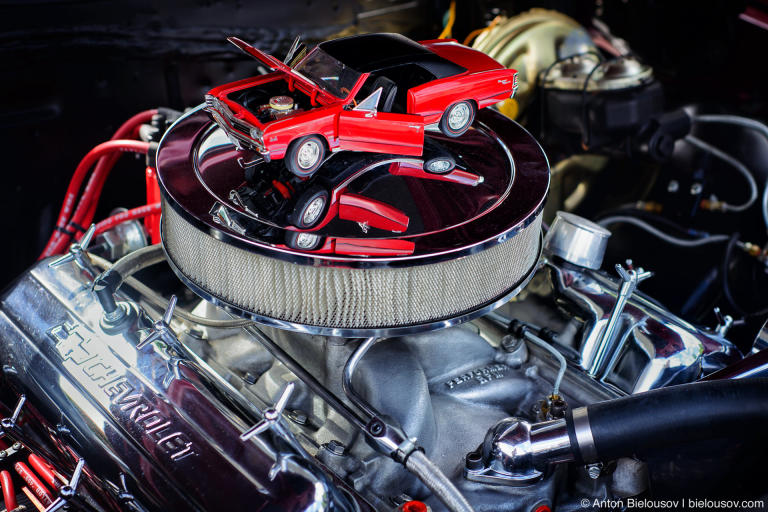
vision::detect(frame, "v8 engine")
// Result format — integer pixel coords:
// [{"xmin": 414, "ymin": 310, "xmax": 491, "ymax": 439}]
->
[{"xmin": 2, "ymin": 4, "xmax": 768, "ymax": 512}]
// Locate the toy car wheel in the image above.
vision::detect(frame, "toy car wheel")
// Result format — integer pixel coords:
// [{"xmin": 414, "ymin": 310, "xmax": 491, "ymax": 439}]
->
[
  {"xmin": 423, "ymin": 155, "xmax": 456, "ymax": 174},
  {"xmin": 286, "ymin": 135, "xmax": 325, "ymax": 177},
  {"xmin": 439, "ymin": 101, "xmax": 475, "ymax": 137},
  {"xmin": 292, "ymin": 186, "xmax": 329, "ymax": 229},
  {"xmin": 285, "ymin": 231, "xmax": 324, "ymax": 251}
]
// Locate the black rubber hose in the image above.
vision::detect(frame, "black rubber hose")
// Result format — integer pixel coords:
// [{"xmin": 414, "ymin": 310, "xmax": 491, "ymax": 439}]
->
[{"xmin": 566, "ymin": 379, "xmax": 768, "ymax": 463}]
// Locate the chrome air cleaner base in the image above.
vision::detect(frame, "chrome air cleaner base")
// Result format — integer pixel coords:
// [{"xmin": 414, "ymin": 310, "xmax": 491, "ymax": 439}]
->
[{"xmin": 157, "ymin": 106, "xmax": 549, "ymax": 336}]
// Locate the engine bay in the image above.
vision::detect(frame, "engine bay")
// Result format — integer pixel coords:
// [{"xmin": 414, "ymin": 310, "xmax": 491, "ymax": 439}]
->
[{"xmin": 2, "ymin": 2, "xmax": 768, "ymax": 511}]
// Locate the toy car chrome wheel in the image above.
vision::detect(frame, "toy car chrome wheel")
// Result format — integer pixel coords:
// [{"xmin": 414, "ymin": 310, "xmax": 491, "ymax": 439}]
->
[
  {"xmin": 292, "ymin": 186, "xmax": 329, "ymax": 229},
  {"xmin": 286, "ymin": 135, "xmax": 325, "ymax": 177},
  {"xmin": 423, "ymin": 156, "xmax": 456, "ymax": 174},
  {"xmin": 440, "ymin": 101, "xmax": 475, "ymax": 137},
  {"xmin": 285, "ymin": 231, "xmax": 323, "ymax": 251}
]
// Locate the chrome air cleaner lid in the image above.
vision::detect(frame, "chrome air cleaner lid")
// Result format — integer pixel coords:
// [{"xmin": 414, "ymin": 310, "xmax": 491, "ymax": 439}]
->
[{"xmin": 157, "ymin": 106, "xmax": 549, "ymax": 336}]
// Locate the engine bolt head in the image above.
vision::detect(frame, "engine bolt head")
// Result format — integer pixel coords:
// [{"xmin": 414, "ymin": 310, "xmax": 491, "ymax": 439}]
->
[
  {"xmin": 501, "ymin": 334, "xmax": 522, "ymax": 352},
  {"xmin": 465, "ymin": 450, "xmax": 483, "ymax": 470},
  {"xmin": 288, "ymin": 409, "xmax": 308, "ymax": 425},
  {"xmin": 369, "ymin": 421, "xmax": 384, "ymax": 436},
  {"xmin": 587, "ymin": 463, "xmax": 602, "ymax": 479},
  {"xmin": 326, "ymin": 440, "xmax": 346, "ymax": 455},
  {"xmin": 667, "ymin": 180, "xmax": 679, "ymax": 193}
]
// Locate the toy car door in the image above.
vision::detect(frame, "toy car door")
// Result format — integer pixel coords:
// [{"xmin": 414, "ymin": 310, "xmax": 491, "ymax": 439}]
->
[{"xmin": 337, "ymin": 88, "xmax": 425, "ymax": 156}]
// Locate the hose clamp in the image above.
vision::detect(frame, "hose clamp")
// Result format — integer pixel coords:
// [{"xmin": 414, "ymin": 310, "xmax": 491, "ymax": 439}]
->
[{"xmin": 571, "ymin": 407, "xmax": 597, "ymax": 463}]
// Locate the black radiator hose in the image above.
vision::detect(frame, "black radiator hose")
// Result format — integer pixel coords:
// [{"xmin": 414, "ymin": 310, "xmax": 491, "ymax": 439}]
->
[{"xmin": 565, "ymin": 378, "xmax": 768, "ymax": 464}]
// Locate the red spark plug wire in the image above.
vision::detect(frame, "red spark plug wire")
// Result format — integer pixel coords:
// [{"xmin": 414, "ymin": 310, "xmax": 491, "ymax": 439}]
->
[
  {"xmin": 39, "ymin": 109, "xmax": 157, "ymax": 260},
  {"xmin": 40, "ymin": 139, "xmax": 151, "ymax": 259},
  {"xmin": 14, "ymin": 461, "xmax": 53, "ymax": 507},
  {"xmin": 28, "ymin": 454, "xmax": 60, "ymax": 491},
  {"xmin": 79, "ymin": 109, "xmax": 158, "ymax": 227},
  {"xmin": 87, "ymin": 202, "xmax": 162, "ymax": 238},
  {"xmin": 0, "ymin": 470, "xmax": 17, "ymax": 511}
]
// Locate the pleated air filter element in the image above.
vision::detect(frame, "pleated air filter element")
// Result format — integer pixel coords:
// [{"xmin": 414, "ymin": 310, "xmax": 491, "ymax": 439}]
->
[{"xmin": 157, "ymin": 107, "xmax": 550, "ymax": 336}]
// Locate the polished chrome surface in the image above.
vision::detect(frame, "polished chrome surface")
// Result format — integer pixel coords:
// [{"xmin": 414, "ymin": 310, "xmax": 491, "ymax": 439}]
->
[
  {"xmin": 136, "ymin": 294, "xmax": 178, "ymax": 349},
  {"xmin": 703, "ymin": 348, "xmax": 768, "ymax": 380},
  {"xmin": 465, "ymin": 417, "xmax": 543, "ymax": 485},
  {"xmin": 547, "ymin": 259, "xmax": 740, "ymax": 393},
  {"xmin": 158, "ymin": 105, "xmax": 549, "ymax": 268},
  {"xmin": 96, "ymin": 210, "xmax": 148, "ymax": 261},
  {"xmin": 465, "ymin": 417, "xmax": 573, "ymax": 486},
  {"xmin": 0, "ymin": 259, "xmax": 353, "ymax": 511},
  {"xmin": 587, "ymin": 262, "xmax": 653, "ymax": 376},
  {"xmin": 570, "ymin": 407, "xmax": 597, "ymax": 463},
  {"xmin": 753, "ymin": 318, "xmax": 768, "ymax": 354},
  {"xmin": 543, "ymin": 211, "xmax": 611, "ymax": 270},
  {"xmin": 159, "ymin": 105, "xmax": 547, "ymax": 335},
  {"xmin": 528, "ymin": 419, "xmax": 573, "ymax": 466},
  {"xmin": 48, "ymin": 223, "xmax": 98, "ymax": 272}
]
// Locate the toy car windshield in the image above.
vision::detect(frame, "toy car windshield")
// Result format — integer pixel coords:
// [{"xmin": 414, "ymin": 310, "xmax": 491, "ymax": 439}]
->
[{"xmin": 293, "ymin": 47, "xmax": 362, "ymax": 99}]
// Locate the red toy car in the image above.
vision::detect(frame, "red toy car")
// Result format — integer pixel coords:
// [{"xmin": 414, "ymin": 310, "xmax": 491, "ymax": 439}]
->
[{"xmin": 204, "ymin": 32, "xmax": 517, "ymax": 177}]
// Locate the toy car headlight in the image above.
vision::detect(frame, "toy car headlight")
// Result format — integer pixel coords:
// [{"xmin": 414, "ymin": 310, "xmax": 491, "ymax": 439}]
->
[{"xmin": 250, "ymin": 127, "xmax": 263, "ymax": 140}]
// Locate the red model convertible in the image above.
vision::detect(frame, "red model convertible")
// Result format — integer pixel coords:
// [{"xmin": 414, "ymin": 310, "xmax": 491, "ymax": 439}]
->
[{"xmin": 205, "ymin": 33, "xmax": 517, "ymax": 177}]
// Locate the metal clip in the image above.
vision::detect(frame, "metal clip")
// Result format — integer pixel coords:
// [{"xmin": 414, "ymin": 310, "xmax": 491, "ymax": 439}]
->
[
  {"xmin": 45, "ymin": 458, "xmax": 85, "ymax": 512},
  {"xmin": 49, "ymin": 224, "xmax": 96, "ymax": 269},
  {"xmin": 137, "ymin": 295, "xmax": 177, "ymax": 349}
]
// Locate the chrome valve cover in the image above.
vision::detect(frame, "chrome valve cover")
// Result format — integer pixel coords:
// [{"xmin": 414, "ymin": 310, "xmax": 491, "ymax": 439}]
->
[{"xmin": 0, "ymin": 261, "xmax": 352, "ymax": 511}]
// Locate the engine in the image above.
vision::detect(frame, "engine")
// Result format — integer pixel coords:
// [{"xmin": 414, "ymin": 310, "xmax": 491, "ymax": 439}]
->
[{"xmin": 2, "ymin": 4, "xmax": 768, "ymax": 512}]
